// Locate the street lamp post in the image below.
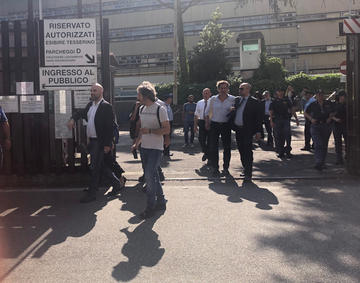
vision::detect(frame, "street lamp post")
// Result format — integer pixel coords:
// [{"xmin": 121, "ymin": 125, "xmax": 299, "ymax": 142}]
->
[{"xmin": 173, "ymin": 0, "xmax": 178, "ymax": 105}]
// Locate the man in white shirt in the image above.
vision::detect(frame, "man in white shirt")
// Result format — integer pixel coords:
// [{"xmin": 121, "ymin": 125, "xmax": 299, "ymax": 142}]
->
[
  {"xmin": 205, "ymin": 80, "xmax": 235, "ymax": 176},
  {"xmin": 132, "ymin": 81, "xmax": 170, "ymax": 219},
  {"xmin": 68, "ymin": 83, "xmax": 121, "ymax": 203},
  {"xmin": 194, "ymin": 88, "xmax": 212, "ymax": 162}
]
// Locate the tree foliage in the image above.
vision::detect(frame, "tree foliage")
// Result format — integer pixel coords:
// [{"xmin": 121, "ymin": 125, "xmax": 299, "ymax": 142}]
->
[
  {"xmin": 236, "ymin": 0, "xmax": 296, "ymax": 13},
  {"xmin": 189, "ymin": 8, "xmax": 233, "ymax": 83}
]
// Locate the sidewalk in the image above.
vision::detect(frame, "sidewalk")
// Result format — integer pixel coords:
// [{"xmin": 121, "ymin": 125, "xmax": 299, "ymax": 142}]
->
[{"xmin": 118, "ymin": 115, "xmax": 347, "ymax": 181}]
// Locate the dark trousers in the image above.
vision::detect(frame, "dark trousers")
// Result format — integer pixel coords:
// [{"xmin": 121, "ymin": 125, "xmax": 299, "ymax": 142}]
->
[
  {"xmin": 333, "ymin": 123, "xmax": 347, "ymax": 162},
  {"xmin": 184, "ymin": 120, "xmax": 194, "ymax": 144},
  {"xmin": 304, "ymin": 119, "xmax": 312, "ymax": 148},
  {"xmin": 198, "ymin": 120, "xmax": 209, "ymax": 156},
  {"xmin": 0, "ymin": 144, "xmax": 3, "ymax": 170},
  {"xmin": 311, "ymin": 123, "xmax": 332, "ymax": 166},
  {"xmin": 164, "ymin": 121, "xmax": 173, "ymax": 156},
  {"xmin": 208, "ymin": 121, "xmax": 231, "ymax": 170},
  {"xmin": 235, "ymin": 127, "xmax": 253, "ymax": 177},
  {"xmin": 264, "ymin": 115, "xmax": 273, "ymax": 144},
  {"xmin": 88, "ymin": 139, "xmax": 121, "ymax": 195},
  {"xmin": 274, "ymin": 118, "xmax": 291, "ymax": 155}
]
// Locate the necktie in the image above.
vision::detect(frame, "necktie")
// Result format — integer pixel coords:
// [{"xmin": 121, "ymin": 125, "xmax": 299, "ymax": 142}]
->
[{"xmin": 203, "ymin": 100, "xmax": 208, "ymax": 120}]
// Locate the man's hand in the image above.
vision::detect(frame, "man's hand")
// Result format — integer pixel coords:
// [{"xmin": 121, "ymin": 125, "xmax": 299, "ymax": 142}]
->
[
  {"xmin": 255, "ymin": 132, "xmax": 261, "ymax": 141},
  {"xmin": 67, "ymin": 119, "xmax": 75, "ymax": 130},
  {"xmin": 140, "ymin": 128, "xmax": 150, "ymax": 135},
  {"xmin": 131, "ymin": 143, "xmax": 138, "ymax": 152},
  {"xmin": 194, "ymin": 125, "xmax": 198, "ymax": 134},
  {"xmin": 104, "ymin": 146, "xmax": 111, "ymax": 154},
  {"xmin": 4, "ymin": 138, "xmax": 11, "ymax": 151}
]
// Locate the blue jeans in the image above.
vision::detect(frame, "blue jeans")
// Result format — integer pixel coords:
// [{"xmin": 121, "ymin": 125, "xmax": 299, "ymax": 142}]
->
[
  {"xmin": 140, "ymin": 148, "xmax": 165, "ymax": 209},
  {"xmin": 311, "ymin": 124, "xmax": 332, "ymax": 166},
  {"xmin": 274, "ymin": 118, "xmax": 291, "ymax": 155},
  {"xmin": 184, "ymin": 120, "xmax": 194, "ymax": 144}
]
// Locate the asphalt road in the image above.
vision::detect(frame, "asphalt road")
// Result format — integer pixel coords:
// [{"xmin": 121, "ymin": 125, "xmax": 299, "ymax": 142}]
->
[{"xmin": 0, "ymin": 118, "xmax": 359, "ymax": 282}]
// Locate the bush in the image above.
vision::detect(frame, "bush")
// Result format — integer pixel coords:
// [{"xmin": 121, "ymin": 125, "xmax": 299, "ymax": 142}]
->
[{"xmin": 286, "ymin": 73, "xmax": 341, "ymax": 94}]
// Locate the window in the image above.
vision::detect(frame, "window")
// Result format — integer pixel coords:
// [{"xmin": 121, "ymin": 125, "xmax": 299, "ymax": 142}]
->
[{"xmin": 242, "ymin": 40, "xmax": 259, "ymax": 51}]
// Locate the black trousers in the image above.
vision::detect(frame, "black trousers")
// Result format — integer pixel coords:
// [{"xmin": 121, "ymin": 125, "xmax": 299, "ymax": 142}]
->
[
  {"xmin": 164, "ymin": 121, "xmax": 173, "ymax": 156},
  {"xmin": 304, "ymin": 119, "xmax": 312, "ymax": 148},
  {"xmin": 333, "ymin": 123, "xmax": 347, "ymax": 162},
  {"xmin": 88, "ymin": 139, "xmax": 121, "ymax": 195},
  {"xmin": 198, "ymin": 120, "xmax": 209, "ymax": 156},
  {"xmin": 208, "ymin": 121, "xmax": 231, "ymax": 170},
  {"xmin": 264, "ymin": 115, "xmax": 273, "ymax": 144},
  {"xmin": 235, "ymin": 127, "xmax": 253, "ymax": 177}
]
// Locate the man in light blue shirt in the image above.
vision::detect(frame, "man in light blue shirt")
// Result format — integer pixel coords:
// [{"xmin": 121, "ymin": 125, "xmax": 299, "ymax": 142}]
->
[{"xmin": 302, "ymin": 90, "xmax": 316, "ymax": 151}]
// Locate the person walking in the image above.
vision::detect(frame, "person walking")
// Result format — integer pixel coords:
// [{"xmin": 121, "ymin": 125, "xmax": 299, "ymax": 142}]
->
[
  {"xmin": 132, "ymin": 81, "xmax": 170, "ymax": 219},
  {"xmin": 270, "ymin": 88, "xmax": 299, "ymax": 159},
  {"xmin": 194, "ymin": 88, "xmax": 212, "ymax": 163},
  {"xmin": 182, "ymin": 95, "xmax": 196, "ymax": 147},
  {"xmin": 0, "ymin": 106, "xmax": 11, "ymax": 170},
  {"xmin": 304, "ymin": 90, "xmax": 335, "ymax": 171},
  {"xmin": 232, "ymin": 83, "xmax": 263, "ymax": 182},
  {"xmin": 205, "ymin": 80, "xmax": 235, "ymax": 176},
  {"xmin": 332, "ymin": 90, "xmax": 347, "ymax": 165},
  {"xmin": 261, "ymin": 90, "xmax": 273, "ymax": 147},
  {"xmin": 301, "ymin": 89, "xmax": 316, "ymax": 151},
  {"xmin": 163, "ymin": 93, "xmax": 174, "ymax": 158},
  {"xmin": 67, "ymin": 83, "xmax": 122, "ymax": 203}
]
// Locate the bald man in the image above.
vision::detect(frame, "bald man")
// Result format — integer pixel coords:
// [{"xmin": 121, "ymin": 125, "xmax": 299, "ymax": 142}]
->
[{"xmin": 68, "ymin": 83, "xmax": 122, "ymax": 203}]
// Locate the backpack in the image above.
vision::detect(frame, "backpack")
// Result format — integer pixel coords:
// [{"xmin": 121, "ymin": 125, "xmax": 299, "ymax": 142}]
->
[{"xmin": 139, "ymin": 105, "xmax": 161, "ymax": 128}]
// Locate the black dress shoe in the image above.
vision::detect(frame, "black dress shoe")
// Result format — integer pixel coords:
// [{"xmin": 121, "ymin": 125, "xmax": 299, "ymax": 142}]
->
[
  {"xmin": 277, "ymin": 153, "xmax": 285, "ymax": 159},
  {"xmin": 314, "ymin": 164, "xmax": 323, "ymax": 171},
  {"xmin": 80, "ymin": 194, "xmax": 96, "ymax": 203},
  {"xmin": 212, "ymin": 170, "xmax": 220, "ymax": 177},
  {"xmin": 139, "ymin": 208, "xmax": 155, "ymax": 219},
  {"xmin": 202, "ymin": 154, "xmax": 207, "ymax": 161},
  {"xmin": 301, "ymin": 147, "xmax": 311, "ymax": 151},
  {"xmin": 285, "ymin": 153, "xmax": 293, "ymax": 159}
]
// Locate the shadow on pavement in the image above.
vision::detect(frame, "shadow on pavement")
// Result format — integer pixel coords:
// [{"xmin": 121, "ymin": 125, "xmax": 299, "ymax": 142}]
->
[
  {"xmin": 208, "ymin": 176, "xmax": 279, "ymax": 210},
  {"xmin": 257, "ymin": 178, "xmax": 360, "ymax": 281},
  {"xmin": 113, "ymin": 187, "xmax": 165, "ymax": 282}
]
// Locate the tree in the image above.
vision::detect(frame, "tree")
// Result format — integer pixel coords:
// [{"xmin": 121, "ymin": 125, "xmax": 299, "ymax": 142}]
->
[
  {"xmin": 188, "ymin": 8, "xmax": 233, "ymax": 83},
  {"xmin": 235, "ymin": 0, "xmax": 296, "ymax": 14}
]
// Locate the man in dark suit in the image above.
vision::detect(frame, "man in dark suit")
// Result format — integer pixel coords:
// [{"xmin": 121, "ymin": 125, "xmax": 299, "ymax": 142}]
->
[
  {"xmin": 232, "ymin": 83, "xmax": 263, "ymax": 182},
  {"xmin": 67, "ymin": 83, "xmax": 121, "ymax": 203}
]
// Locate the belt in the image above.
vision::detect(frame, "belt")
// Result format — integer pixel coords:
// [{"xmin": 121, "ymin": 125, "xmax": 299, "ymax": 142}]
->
[
  {"xmin": 89, "ymin": 137, "xmax": 98, "ymax": 140},
  {"xmin": 211, "ymin": 121, "xmax": 229, "ymax": 125}
]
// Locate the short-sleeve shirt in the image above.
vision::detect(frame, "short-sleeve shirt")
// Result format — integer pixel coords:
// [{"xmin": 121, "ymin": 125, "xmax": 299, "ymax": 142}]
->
[
  {"xmin": 305, "ymin": 100, "xmax": 334, "ymax": 123},
  {"xmin": 205, "ymin": 94, "xmax": 236, "ymax": 123},
  {"xmin": 183, "ymin": 102, "xmax": 197, "ymax": 122},
  {"xmin": 0, "ymin": 107, "xmax": 8, "ymax": 123},
  {"xmin": 139, "ymin": 102, "xmax": 169, "ymax": 150},
  {"xmin": 269, "ymin": 98, "xmax": 293, "ymax": 120}
]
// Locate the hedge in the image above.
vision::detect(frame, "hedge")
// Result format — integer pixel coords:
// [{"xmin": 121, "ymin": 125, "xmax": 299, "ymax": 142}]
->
[{"xmin": 156, "ymin": 73, "xmax": 343, "ymax": 104}]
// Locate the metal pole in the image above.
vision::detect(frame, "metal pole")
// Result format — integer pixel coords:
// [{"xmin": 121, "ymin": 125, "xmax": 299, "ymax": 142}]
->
[
  {"xmin": 28, "ymin": 0, "xmax": 34, "ymax": 21},
  {"xmin": 173, "ymin": 0, "xmax": 178, "ymax": 105},
  {"xmin": 100, "ymin": 0, "xmax": 103, "ymax": 84},
  {"xmin": 77, "ymin": 0, "xmax": 82, "ymax": 18},
  {"xmin": 348, "ymin": 0, "xmax": 352, "ymax": 18},
  {"xmin": 38, "ymin": 0, "xmax": 42, "ymax": 20}
]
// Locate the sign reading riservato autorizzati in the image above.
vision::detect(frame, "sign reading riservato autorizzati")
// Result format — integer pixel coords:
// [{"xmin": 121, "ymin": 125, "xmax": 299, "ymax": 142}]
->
[{"xmin": 43, "ymin": 18, "xmax": 97, "ymax": 66}]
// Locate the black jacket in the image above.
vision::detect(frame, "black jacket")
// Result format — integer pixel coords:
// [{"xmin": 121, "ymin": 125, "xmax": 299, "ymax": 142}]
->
[
  {"xmin": 236, "ymin": 96, "xmax": 263, "ymax": 135},
  {"xmin": 72, "ymin": 99, "xmax": 115, "ymax": 147}
]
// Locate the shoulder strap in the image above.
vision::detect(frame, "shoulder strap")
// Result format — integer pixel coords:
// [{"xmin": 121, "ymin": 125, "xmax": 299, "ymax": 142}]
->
[
  {"xmin": 157, "ymin": 105, "xmax": 161, "ymax": 128},
  {"xmin": 140, "ymin": 105, "xmax": 145, "ymax": 114}
]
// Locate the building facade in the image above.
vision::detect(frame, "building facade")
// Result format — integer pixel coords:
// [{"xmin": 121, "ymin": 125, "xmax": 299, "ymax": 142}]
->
[{"xmin": 1, "ymin": 0, "xmax": 359, "ymax": 98}]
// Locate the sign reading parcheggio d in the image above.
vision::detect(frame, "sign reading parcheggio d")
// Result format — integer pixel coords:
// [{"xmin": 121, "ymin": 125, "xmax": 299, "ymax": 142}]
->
[{"xmin": 43, "ymin": 18, "xmax": 97, "ymax": 66}]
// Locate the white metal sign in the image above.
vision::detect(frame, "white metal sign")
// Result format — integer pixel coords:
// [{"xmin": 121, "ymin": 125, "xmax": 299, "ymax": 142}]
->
[
  {"xmin": 43, "ymin": 18, "xmax": 97, "ymax": 66},
  {"xmin": 20, "ymin": 96, "xmax": 45, "ymax": 113},
  {"xmin": 74, "ymin": 90, "xmax": 91, "ymax": 108},
  {"xmin": 54, "ymin": 90, "xmax": 73, "ymax": 139},
  {"xmin": 0, "ymin": 96, "xmax": 19, "ymax": 113},
  {"xmin": 16, "ymin": 82, "xmax": 34, "ymax": 95},
  {"xmin": 343, "ymin": 18, "xmax": 360, "ymax": 34},
  {"xmin": 40, "ymin": 66, "xmax": 97, "ymax": 90}
]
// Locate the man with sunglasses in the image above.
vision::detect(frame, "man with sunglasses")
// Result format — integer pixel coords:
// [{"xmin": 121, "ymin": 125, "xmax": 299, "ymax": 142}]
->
[{"xmin": 231, "ymin": 83, "xmax": 262, "ymax": 182}]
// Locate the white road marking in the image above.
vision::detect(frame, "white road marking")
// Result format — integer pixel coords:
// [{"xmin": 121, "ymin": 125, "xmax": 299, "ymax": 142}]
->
[
  {"xmin": 30, "ymin": 206, "xmax": 51, "ymax": 217},
  {"xmin": 0, "ymin": 208, "xmax": 18, "ymax": 217}
]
